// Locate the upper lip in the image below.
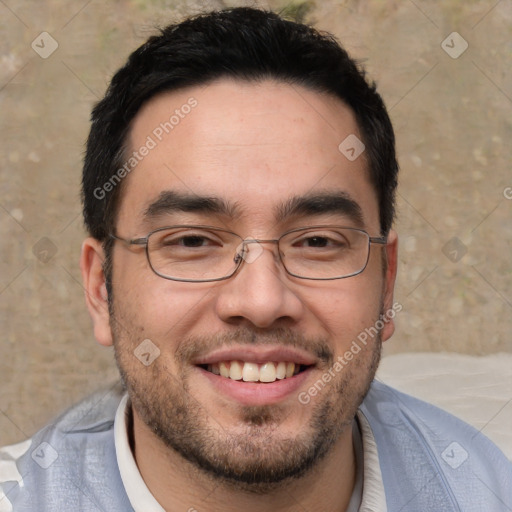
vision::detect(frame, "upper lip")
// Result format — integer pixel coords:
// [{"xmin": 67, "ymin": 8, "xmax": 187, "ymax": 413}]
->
[{"xmin": 192, "ymin": 345, "xmax": 318, "ymax": 366}]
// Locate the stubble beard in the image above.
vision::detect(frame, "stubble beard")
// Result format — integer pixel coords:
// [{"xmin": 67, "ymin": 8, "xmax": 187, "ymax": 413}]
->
[{"xmin": 112, "ymin": 317, "xmax": 382, "ymax": 493}]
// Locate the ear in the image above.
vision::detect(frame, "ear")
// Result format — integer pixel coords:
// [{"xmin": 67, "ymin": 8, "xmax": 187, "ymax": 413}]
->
[
  {"xmin": 80, "ymin": 237, "xmax": 113, "ymax": 347},
  {"xmin": 380, "ymin": 229, "xmax": 398, "ymax": 343}
]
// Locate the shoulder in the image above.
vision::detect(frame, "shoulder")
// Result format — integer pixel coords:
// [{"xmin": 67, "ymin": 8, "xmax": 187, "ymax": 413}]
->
[
  {"xmin": 360, "ymin": 380, "xmax": 512, "ymax": 512},
  {"xmin": 0, "ymin": 383, "xmax": 133, "ymax": 512}
]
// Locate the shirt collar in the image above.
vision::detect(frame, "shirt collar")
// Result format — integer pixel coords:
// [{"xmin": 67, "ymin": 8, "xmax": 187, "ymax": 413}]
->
[
  {"xmin": 114, "ymin": 394, "xmax": 386, "ymax": 511},
  {"xmin": 114, "ymin": 394, "xmax": 165, "ymax": 511},
  {"xmin": 356, "ymin": 409, "xmax": 388, "ymax": 511}
]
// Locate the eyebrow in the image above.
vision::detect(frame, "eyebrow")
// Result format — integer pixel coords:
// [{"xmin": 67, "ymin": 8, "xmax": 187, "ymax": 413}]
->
[
  {"xmin": 143, "ymin": 191, "xmax": 241, "ymax": 220},
  {"xmin": 275, "ymin": 191, "xmax": 365, "ymax": 227},
  {"xmin": 143, "ymin": 190, "xmax": 364, "ymax": 227}
]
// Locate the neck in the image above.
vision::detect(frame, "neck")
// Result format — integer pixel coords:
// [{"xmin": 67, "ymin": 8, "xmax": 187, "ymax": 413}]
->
[{"xmin": 131, "ymin": 407, "xmax": 357, "ymax": 512}]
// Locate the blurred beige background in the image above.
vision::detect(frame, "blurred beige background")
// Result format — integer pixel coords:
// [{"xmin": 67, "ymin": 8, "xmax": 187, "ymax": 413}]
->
[{"xmin": 1, "ymin": 0, "xmax": 511, "ymax": 446}]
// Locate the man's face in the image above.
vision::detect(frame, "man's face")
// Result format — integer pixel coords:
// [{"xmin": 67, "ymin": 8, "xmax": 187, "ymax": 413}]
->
[{"xmin": 94, "ymin": 79, "xmax": 397, "ymax": 488}]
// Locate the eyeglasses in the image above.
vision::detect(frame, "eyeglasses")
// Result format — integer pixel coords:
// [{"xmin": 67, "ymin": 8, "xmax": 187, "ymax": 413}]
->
[{"xmin": 110, "ymin": 225, "xmax": 387, "ymax": 282}]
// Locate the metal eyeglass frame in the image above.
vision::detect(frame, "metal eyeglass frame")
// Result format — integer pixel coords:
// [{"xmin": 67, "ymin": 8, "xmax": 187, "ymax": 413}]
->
[{"xmin": 109, "ymin": 225, "xmax": 388, "ymax": 283}]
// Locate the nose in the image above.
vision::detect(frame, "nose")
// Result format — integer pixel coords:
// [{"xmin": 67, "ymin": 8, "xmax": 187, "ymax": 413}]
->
[{"xmin": 214, "ymin": 242, "xmax": 304, "ymax": 329}]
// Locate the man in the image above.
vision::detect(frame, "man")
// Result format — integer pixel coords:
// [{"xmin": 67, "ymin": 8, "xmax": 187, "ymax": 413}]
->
[{"xmin": 1, "ymin": 7, "xmax": 510, "ymax": 511}]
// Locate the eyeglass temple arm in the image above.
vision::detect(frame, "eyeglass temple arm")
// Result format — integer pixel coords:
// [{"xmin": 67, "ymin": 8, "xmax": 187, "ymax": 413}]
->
[
  {"xmin": 109, "ymin": 233, "xmax": 148, "ymax": 246},
  {"xmin": 369, "ymin": 236, "xmax": 388, "ymax": 245}
]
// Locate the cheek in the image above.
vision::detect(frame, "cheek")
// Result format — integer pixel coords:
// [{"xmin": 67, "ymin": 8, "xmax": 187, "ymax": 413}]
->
[
  {"xmin": 303, "ymin": 275, "xmax": 383, "ymax": 343},
  {"xmin": 114, "ymin": 272, "xmax": 216, "ymax": 342}
]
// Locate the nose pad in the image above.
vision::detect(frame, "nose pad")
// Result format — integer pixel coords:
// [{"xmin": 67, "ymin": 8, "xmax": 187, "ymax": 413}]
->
[{"xmin": 234, "ymin": 239, "xmax": 265, "ymax": 264}]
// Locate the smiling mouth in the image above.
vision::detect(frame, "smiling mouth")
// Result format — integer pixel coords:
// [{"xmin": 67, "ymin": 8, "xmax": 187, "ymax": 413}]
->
[{"xmin": 198, "ymin": 361, "xmax": 311, "ymax": 383}]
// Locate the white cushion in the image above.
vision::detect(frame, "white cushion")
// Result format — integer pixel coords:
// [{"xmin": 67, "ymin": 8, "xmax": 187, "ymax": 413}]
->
[{"xmin": 377, "ymin": 352, "xmax": 512, "ymax": 460}]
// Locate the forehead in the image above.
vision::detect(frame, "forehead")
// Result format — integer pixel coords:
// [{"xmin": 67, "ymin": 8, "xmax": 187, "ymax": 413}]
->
[{"xmin": 116, "ymin": 78, "xmax": 379, "ymax": 233}]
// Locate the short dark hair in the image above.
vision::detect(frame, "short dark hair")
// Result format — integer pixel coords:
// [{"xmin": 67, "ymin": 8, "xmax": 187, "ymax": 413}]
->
[{"xmin": 82, "ymin": 7, "xmax": 398, "ymax": 281}]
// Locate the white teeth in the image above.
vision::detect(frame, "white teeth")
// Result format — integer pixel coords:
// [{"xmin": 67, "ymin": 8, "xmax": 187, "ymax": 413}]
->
[
  {"xmin": 229, "ymin": 361, "xmax": 243, "ymax": 380},
  {"xmin": 242, "ymin": 362, "xmax": 260, "ymax": 382},
  {"xmin": 206, "ymin": 360, "xmax": 304, "ymax": 383},
  {"xmin": 276, "ymin": 361, "xmax": 286, "ymax": 379},
  {"xmin": 259, "ymin": 362, "xmax": 277, "ymax": 382},
  {"xmin": 219, "ymin": 361, "xmax": 230, "ymax": 378}
]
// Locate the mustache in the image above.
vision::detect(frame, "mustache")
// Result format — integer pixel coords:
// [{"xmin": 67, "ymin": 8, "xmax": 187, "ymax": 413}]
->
[{"xmin": 175, "ymin": 326, "xmax": 334, "ymax": 367}]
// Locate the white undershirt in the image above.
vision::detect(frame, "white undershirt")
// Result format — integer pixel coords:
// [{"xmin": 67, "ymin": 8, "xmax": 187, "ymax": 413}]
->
[{"xmin": 114, "ymin": 394, "xmax": 387, "ymax": 511}]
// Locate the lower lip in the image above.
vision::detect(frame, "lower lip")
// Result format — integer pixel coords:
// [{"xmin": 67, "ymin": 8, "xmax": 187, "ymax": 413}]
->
[{"xmin": 197, "ymin": 366, "xmax": 314, "ymax": 406}]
